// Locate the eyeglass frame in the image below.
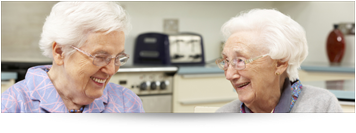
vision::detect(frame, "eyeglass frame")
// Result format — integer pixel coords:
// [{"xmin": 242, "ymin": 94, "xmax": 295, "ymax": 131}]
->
[
  {"xmin": 215, "ymin": 54, "xmax": 269, "ymax": 71},
  {"xmin": 70, "ymin": 45, "xmax": 129, "ymax": 67}
]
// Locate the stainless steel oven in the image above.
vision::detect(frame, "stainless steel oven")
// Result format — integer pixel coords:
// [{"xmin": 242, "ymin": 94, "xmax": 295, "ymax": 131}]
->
[{"xmin": 109, "ymin": 66, "xmax": 177, "ymax": 113}]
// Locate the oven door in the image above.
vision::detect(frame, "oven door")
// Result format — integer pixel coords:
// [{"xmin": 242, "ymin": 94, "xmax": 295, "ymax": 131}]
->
[{"xmin": 139, "ymin": 95, "xmax": 172, "ymax": 113}]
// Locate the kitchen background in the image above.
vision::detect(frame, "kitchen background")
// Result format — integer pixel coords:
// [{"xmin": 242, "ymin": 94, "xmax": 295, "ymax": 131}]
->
[
  {"xmin": 1, "ymin": 1, "xmax": 355, "ymax": 113},
  {"xmin": 2, "ymin": 1, "xmax": 355, "ymax": 65}
]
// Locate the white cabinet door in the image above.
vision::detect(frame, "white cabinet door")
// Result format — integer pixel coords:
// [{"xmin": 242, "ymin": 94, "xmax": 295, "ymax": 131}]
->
[
  {"xmin": 173, "ymin": 73, "xmax": 238, "ymax": 113},
  {"xmin": 140, "ymin": 95, "xmax": 172, "ymax": 113}
]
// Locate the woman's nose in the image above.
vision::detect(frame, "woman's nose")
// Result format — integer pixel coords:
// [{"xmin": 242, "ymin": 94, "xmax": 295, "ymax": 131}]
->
[
  {"xmin": 225, "ymin": 65, "xmax": 240, "ymax": 81},
  {"xmin": 102, "ymin": 59, "xmax": 117, "ymax": 76}
]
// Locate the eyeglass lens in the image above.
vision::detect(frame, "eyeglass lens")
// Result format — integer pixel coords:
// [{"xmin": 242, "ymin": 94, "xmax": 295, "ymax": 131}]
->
[
  {"xmin": 93, "ymin": 54, "xmax": 128, "ymax": 67},
  {"xmin": 217, "ymin": 58, "xmax": 246, "ymax": 70}
]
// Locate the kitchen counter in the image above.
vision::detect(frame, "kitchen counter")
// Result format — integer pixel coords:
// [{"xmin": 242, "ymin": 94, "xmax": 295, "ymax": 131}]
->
[
  {"xmin": 1, "ymin": 72, "xmax": 17, "ymax": 80},
  {"xmin": 176, "ymin": 62, "xmax": 355, "ymax": 75},
  {"xmin": 117, "ymin": 65, "xmax": 178, "ymax": 73},
  {"xmin": 300, "ymin": 62, "xmax": 355, "ymax": 73},
  {"xmin": 177, "ymin": 64, "xmax": 223, "ymax": 74}
]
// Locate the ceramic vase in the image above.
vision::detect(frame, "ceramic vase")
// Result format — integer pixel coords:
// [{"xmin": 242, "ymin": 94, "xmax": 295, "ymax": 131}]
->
[{"xmin": 326, "ymin": 24, "xmax": 345, "ymax": 64}]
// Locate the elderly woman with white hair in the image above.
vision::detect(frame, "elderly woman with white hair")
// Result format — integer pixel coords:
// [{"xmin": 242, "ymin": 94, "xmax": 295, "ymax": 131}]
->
[
  {"xmin": 215, "ymin": 9, "xmax": 342, "ymax": 113},
  {"xmin": 1, "ymin": 2, "xmax": 144, "ymax": 113}
]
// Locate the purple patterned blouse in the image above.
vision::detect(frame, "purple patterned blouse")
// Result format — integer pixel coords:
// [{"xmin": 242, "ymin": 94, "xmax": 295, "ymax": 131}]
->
[{"xmin": 1, "ymin": 65, "xmax": 145, "ymax": 113}]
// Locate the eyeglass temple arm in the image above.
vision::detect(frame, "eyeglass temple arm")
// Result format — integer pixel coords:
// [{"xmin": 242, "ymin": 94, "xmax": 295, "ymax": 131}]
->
[
  {"xmin": 245, "ymin": 54, "xmax": 268, "ymax": 64},
  {"xmin": 71, "ymin": 46, "xmax": 94, "ymax": 58}
]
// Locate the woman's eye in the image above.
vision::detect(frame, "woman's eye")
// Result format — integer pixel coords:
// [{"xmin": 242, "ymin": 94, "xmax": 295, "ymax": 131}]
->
[
  {"xmin": 97, "ymin": 56, "xmax": 105, "ymax": 58},
  {"xmin": 95, "ymin": 55, "xmax": 108, "ymax": 61}
]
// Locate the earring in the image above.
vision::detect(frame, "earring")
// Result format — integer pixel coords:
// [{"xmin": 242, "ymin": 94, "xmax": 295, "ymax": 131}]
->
[{"xmin": 275, "ymin": 72, "xmax": 280, "ymax": 75}]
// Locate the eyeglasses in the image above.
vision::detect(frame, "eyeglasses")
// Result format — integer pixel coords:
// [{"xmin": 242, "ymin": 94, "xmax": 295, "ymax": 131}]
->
[
  {"xmin": 215, "ymin": 54, "xmax": 269, "ymax": 71},
  {"xmin": 71, "ymin": 46, "xmax": 129, "ymax": 67}
]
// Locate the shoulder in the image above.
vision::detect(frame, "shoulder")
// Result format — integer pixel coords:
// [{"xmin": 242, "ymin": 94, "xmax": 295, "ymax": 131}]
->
[
  {"xmin": 215, "ymin": 99, "xmax": 241, "ymax": 113},
  {"xmin": 292, "ymin": 85, "xmax": 342, "ymax": 112},
  {"xmin": 300, "ymin": 85, "xmax": 337, "ymax": 100}
]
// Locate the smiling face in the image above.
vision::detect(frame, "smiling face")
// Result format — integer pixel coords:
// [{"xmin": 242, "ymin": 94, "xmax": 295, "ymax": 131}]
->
[
  {"xmin": 59, "ymin": 30, "xmax": 125, "ymax": 103},
  {"xmin": 223, "ymin": 31, "xmax": 281, "ymax": 105}
]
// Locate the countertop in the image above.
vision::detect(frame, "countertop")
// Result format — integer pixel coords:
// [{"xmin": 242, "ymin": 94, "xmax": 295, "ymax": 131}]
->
[
  {"xmin": 176, "ymin": 62, "xmax": 355, "ymax": 75},
  {"xmin": 177, "ymin": 64, "xmax": 223, "ymax": 74},
  {"xmin": 117, "ymin": 65, "xmax": 178, "ymax": 73},
  {"xmin": 1, "ymin": 72, "xmax": 17, "ymax": 80},
  {"xmin": 300, "ymin": 62, "xmax": 355, "ymax": 73}
]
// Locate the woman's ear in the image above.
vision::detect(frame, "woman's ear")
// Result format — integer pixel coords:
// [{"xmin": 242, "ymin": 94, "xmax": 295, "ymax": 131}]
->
[
  {"xmin": 52, "ymin": 42, "xmax": 65, "ymax": 66},
  {"xmin": 275, "ymin": 59, "xmax": 288, "ymax": 75}
]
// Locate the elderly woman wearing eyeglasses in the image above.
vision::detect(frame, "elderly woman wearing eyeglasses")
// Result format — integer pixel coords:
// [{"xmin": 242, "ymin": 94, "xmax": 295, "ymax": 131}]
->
[
  {"xmin": 215, "ymin": 9, "xmax": 342, "ymax": 113},
  {"xmin": 1, "ymin": 2, "xmax": 144, "ymax": 113}
]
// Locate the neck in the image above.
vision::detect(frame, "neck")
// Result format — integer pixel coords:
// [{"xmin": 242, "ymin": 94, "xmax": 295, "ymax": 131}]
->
[
  {"xmin": 47, "ymin": 64, "xmax": 93, "ymax": 111},
  {"xmin": 245, "ymin": 96, "xmax": 279, "ymax": 113},
  {"xmin": 245, "ymin": 72, "xmax": 288, "ymax": 113}
]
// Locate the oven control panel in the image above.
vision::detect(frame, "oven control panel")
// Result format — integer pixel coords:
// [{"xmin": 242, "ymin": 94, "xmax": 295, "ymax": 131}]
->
[{"xmin": 109, "ymin": 71, "xmax": 173, "ymax": 95}]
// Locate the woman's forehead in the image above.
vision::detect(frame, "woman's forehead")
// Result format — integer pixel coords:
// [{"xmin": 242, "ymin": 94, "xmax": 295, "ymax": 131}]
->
[
  {"xmin": 223, "ymin": 32, "xmax": 261, "ymax": 57},
  {"xmin": 82, "ymin": 31, "xmax": 125, "ymax": 55},
  {"xmin": 223, "ymin": 47, "xmax": 244, "ymax": 55},
  {"xmin": 223, "ymin": 43, "xmax": 258, "ymax": 58}
]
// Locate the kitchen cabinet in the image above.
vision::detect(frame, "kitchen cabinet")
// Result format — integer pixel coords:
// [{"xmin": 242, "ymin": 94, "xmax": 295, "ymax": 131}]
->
[
  {"xmin": 173, "ymin": 73, "xmax": 238, "ymax": 113},
  {"xmin": 172, "ymin": 66, "xmax": 237, "ymax": 113}
]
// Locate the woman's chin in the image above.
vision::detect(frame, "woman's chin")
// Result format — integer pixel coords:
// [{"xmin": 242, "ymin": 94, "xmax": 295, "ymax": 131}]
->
[
  {"xmin": 85, "ymin": 91, "xmax": 103, "ymax": 99},
  {"xmin": 238, "ymin": 94, "xmax": 255, "ymax": 104}
]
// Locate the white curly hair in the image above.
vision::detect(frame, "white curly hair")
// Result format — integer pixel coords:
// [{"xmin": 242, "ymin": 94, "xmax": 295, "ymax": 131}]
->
[
  {"xmin": 221, "ymin": 9, "xmax": 308, "ymax": 81},
  {"xmin": 39, "ymin": 1, "xmax": 131, "ymax": 59}
]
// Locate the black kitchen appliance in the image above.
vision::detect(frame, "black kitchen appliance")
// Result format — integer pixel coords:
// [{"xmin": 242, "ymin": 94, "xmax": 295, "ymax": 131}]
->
[{"xmin": 133, "ymin": 32, "xmax": 205, "ymax": 66}]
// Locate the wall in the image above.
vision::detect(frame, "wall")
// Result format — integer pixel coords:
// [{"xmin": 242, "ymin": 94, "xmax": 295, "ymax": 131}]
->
[
  {"xmin": 1, "ymin": 1, "xmax": 57, "ymax": 62},
  {"xmin": 1, "ymin": 1, "xmax": 355, "ymax": 65},
  {"xmin": 117, "ymin": 1, "xmax": 275, "ymax": 65},
  {"xmin": 274, "ymin": 1, "xmax": 355, "ymax": 65}
]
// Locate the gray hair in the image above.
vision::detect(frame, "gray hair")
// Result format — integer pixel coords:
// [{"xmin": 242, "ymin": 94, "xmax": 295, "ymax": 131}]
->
[
  {"xmin": 221, "ymin": 9, "xmax": 308, "ymax": 82},
  {"xmin": 39, "ymin": 1, "xmax": 131, "ymax": 59}
]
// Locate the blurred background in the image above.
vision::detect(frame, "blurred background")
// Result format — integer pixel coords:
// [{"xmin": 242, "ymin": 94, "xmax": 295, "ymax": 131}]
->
[
  {"xmin": 1, "ymin": 1, "xmax": 355, "ymax": 65},
  {"xmin": 1, "ymin": 1, "xmax": 355, "ymax": 113}
]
